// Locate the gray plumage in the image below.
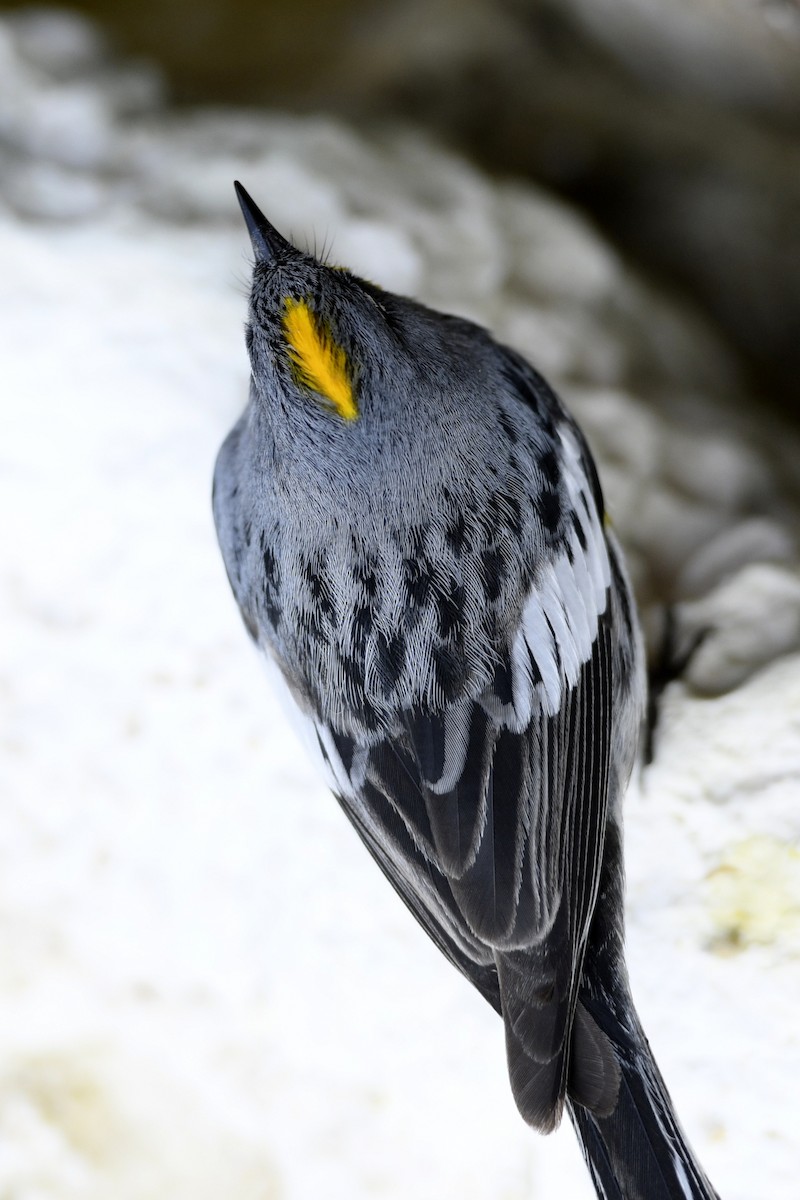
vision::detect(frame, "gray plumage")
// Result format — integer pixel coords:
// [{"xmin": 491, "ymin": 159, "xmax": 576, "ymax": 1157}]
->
[{"xmin": 213, "ymin": 182, "xmax": 720, "ymax": 1199}]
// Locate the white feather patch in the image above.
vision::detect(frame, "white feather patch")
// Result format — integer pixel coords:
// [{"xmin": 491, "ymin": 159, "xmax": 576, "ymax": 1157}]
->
[
  {"xmin": 507, "ymin": 428, "xmax": 611, "ymax": 722},
  {"xmin": 431, "ymin": 701, "xmax": 473, "ymax": 794}
]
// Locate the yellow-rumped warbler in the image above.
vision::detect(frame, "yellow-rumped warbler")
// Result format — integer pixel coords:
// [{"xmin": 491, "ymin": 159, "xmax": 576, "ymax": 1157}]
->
[{"xmin": 213, "ymin": 182, "xmax": 719, "ymax": 1200}]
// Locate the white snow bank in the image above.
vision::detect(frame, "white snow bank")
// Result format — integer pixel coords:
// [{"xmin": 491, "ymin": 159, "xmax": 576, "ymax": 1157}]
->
[{"xmin": 2, "ymin": 9, "xmax": 798, "ymax": 1199}]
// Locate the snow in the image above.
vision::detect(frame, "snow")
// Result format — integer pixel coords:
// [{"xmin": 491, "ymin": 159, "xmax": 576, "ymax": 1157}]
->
[{"xmin": 2, "ymin": 9, "xmax": 799, "ymax": 1198}]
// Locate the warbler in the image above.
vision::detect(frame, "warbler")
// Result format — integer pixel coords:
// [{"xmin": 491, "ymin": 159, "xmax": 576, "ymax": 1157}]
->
[{"xmin": 213, "ymin": 182, "xmax": 719, "ymax": 1200}]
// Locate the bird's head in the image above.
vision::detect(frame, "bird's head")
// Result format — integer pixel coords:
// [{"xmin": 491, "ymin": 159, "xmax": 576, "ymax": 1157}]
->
[{"xmin": 234, "ymin": 182, "xmax": 499, "ymax": 464}]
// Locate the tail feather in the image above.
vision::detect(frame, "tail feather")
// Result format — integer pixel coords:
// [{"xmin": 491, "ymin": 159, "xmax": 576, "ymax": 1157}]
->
[{"xmin": 568, "ymin": 990, "xmax": 719, "ymax": 1200}]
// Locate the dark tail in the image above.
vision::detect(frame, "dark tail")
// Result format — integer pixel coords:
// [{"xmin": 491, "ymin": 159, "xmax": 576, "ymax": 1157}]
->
[{"xmin": 568, "ymin": 987, "xmax": 719, "ymax": 1200}]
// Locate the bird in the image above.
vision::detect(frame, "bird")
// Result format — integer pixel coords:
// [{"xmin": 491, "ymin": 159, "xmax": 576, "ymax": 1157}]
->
[{"xmin": 213, "ymin": 180, "xmax": 720, "ymax": 1200}]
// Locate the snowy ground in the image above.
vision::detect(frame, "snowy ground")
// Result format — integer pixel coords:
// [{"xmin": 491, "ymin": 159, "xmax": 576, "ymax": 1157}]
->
[{"xmin": 2, "ymin": 10, "xmax": 799, "ymax": 1199}]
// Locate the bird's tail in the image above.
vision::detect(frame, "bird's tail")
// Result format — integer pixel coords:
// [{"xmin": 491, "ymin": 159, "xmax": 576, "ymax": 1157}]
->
[{"xmin": 568, "ymin": 987, "xmax": 719, "ymax": 1200}]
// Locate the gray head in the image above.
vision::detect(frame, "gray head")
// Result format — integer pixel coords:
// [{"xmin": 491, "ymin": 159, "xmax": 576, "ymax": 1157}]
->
[{"xmin": 232, "ymin": 181, "xmax": 519, "ymax": 509}]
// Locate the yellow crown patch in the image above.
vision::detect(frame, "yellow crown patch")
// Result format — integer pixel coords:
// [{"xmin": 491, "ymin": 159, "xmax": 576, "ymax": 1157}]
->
[{"xmin": 282, "ymin": 298, "xmax": 358, "ymax": 422}]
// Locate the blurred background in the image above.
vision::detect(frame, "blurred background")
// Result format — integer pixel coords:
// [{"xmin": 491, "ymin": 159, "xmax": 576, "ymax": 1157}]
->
[{"xmin": 3, "ymin": 0, "xmax": 799, "ymax": 416}]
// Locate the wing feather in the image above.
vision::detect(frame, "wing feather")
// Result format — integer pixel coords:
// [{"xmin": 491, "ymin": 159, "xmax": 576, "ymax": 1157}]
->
[
  {"xmin": 332, "ymin": 591, "xmax": 613, "ymax": 1132},
  {"xmin": 313, "ymin": 425, "xmax": 617, "ymax": 1132}
]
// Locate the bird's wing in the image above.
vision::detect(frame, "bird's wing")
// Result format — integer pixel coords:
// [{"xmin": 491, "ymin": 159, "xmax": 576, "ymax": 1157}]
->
[{"xmin": 313, "ymin": 467, "xmax": 617, "ymax": 1130}]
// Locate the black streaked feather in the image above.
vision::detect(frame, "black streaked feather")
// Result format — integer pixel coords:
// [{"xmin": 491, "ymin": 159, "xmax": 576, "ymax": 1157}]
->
[
  {"xmin": 335, "ymin": 602, "xmax": 617, "ymax": 1134},
  {"xmin": 405, "ymin": 704, "xmax": 493, "ymax": 878},
  {"xmin": 404, "ymin": 708, "xmax": 447, "ymax": 785}
]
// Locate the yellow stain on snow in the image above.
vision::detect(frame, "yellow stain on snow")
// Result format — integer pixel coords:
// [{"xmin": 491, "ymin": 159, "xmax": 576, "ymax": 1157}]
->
[
  {"xmin": 0, "ymin": 1046, "xmax": 283, "ymax": 1197},
  {"xmin": 283, "ymin": 297, "xmax": 358, "ymax": 421},
  {"xmin": 706, "ymin": 835, "xmax": 800, "ymax": 956},
  {"xmin": 6, "ymin": 1051, "xmax": 118, "ymax": 1164}
]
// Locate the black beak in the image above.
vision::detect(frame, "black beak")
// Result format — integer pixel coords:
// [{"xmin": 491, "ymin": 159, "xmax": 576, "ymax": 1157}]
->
[{"xmin": 234, "ymin": 181, "xmax": 294, "ymax": 263}]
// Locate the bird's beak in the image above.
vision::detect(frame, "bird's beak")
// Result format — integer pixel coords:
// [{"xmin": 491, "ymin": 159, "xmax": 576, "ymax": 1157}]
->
[{"xmin": 234, "ymin": 181, "xmax": 293, "ymax": 263}]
